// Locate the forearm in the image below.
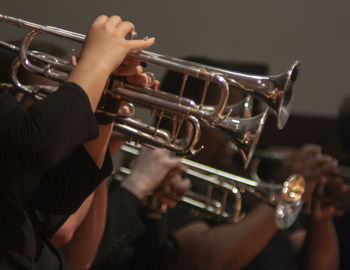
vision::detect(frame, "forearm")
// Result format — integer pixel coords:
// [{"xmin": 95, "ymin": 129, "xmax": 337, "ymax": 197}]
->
[
  {"xmin": 62, "ymin": 180, "xmax": 108, "ymax": 270},
  {"xmin": 83, "ymin": 124, "xmax": 113, "ymax": 169},
  {"xmin": 301, "ymin": 218, "xmax": 339, "ymax": 270},
  {"xmin": 67, "ymin": 60, "xmax": 109, "ymax": 112},
  {"xmin": 176, "ymin": 203, "xmax": 279, "ymax": 270},
  {"xmin": 51, "ymin": 192, "xmax": 95, "ymax": 247}
]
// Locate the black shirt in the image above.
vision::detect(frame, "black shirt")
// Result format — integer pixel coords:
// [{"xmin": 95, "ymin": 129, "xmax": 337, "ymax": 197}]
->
[
  {"xmin": 0, "ymin": 82, "xmax": 113, "ymax": 269},
  {"xmin": 92, "ymin": 181, "xmax": 183, "ymax": 270}
]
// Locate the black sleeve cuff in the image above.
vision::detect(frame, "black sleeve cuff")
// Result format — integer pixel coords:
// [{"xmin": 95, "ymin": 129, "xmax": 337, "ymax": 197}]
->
[
  {"xmin": 33, "ymin": 145, "xmax": 113, "ymax": 215},
  {"xmin": 110, "ymin": 182, "xmax": 143, "ymax": 212}
]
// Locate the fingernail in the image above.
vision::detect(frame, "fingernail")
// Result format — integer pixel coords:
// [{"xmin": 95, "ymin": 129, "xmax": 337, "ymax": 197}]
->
[{"xmin": 118, "ymin": 106, "xmax": 129, "ymax": 116}]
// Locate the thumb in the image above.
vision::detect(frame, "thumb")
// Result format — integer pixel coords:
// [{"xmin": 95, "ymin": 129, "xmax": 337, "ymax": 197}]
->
[{"xmin": 128, "ymin": 37, "xmax": 155, "ymax": 51}]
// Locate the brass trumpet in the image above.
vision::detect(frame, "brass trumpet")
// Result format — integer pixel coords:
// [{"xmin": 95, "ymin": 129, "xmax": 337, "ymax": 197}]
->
[
  {"xmin": 117, "ymin": 143, "xmax": 305, "ymax": 229},
  {"xmin": 0, "ymin": 14, "xmax": 298, "ymax": 162}
]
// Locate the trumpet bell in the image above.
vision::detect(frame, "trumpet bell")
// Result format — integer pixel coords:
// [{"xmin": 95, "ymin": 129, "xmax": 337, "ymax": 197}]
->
[
  {"xmin": 280, "ymin": 174, "xmax": 305, "ymax": 202},
  {"xmin": 0, "ymin": 14, "xmax": 298, "ymax": 157},
  {"xmin": 215, "ymin": 109, "xmax": 268, "ymax": 168},
  {"xmin": 207, "ymin": 60, "xmax": 299, "ymax": 129},
  {"xmin": 270, "ymin": 61, "xmax": 299, "ymax": 129},
  {"xmin": 119, "ymin": 143, "xmax": 305, "ymax": 228},
  {"xmin": 275, "ymin": 174, "xmax": 305, "ymax": 229}
]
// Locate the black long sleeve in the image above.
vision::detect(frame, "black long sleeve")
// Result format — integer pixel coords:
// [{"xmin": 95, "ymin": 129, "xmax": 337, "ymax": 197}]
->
[
  {"xmin": 32, "ymin": 146, "xmax": 113, "ymax": 216},
  {"xmin": 91, "ymin": 182, "xmax": 182, "ymax": 270},
  {"xmin": 91, "ymin": 182, "xmax": 146, "ymax": 269},
  {"xmin": 0, "ymin": 82, "xmax": 105, "ymax": 270},
  {"xmin": 0, "ymin": 82, "xmax": 99, "ymax": 172}
]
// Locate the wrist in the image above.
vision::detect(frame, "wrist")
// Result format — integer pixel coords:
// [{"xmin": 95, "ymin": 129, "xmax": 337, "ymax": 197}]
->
[
  {"xmin": 68, "ymin": 63, "xmax": 110, "ymax": 111},
  {"xmin": 300, "ymin": 211, "xmax": 334, "ymax": 227},
  {"xmin": 77, "ymin": 54, "xmax": 112, "ymax": 79},
  {"xmin": 121, "ymin": 174, "xmax": 150, "ymax": 200}
]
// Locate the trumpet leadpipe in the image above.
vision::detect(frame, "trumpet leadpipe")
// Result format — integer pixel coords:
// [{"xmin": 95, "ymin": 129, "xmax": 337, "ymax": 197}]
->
[{"xmin": 118, "ymin": 143, "xmax": 305, "ymax": 228}]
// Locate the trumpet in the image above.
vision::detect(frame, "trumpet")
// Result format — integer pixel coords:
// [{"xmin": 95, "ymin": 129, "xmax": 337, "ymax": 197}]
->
[
  {"xmin": 0, "ymin": 14, "xmax": 298, "ymax": 162},
  {"xmin": 0, "ymin": 14, "xmax": 299, "ymax": 128},
  {"xmin": 253, "ymin": 148, "xmax": 350, "ymax": 182},
  {"xmin": 0, "ymin": 79, "xmax": 268, "ymax": 167},
  {"xmin": 117, "ymin": 143, "xmax": 305, "ymax": 229}
]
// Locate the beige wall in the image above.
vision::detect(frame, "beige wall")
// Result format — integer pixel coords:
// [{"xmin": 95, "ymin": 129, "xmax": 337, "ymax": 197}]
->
[{"xmin": 1, "ymin": 0, "xmax": 350, "ymax": 118}]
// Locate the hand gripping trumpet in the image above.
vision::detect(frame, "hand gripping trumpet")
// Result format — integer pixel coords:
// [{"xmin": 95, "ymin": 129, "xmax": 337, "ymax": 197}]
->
[
  {"xmin": 0, "ymin": 14, "xmax": 299, "ymax": 163},
  {"xmin": 116, "ymin": 143, "xmax": 305, "ymax": 229}
]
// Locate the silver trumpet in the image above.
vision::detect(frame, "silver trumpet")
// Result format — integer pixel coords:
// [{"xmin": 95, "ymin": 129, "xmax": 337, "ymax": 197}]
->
[
  {"xmin": 0, "ymin": 14, "xmax": 298, "ymax": 161},
  {"xmin": 0, "ymin": 79, "xmax": 268, "ymax": 168},
  {"xmin": 212, "ymin": 109, "xmax": 268, "ymax": 168},
  {"xmin": 200, "ymin": 95, "xmax": 266, "ymax": 167},
  {"xmin": 133, "ymin": 50, "xmax": 299, "ymax": 129},
  {"xmin": 117, "ymin": 143, "xmax": 305, "ymax": 229},
  {"xmin": 113, "ymin": 91, "xmax": 269, "ymax": 167}
]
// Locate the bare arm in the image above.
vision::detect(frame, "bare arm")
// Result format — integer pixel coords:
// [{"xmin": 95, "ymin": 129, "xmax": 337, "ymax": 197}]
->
[
  {"xmin": 51, "ymin": 70, "xmax": 159, "ymax": 269},
  {"xmin": 50, "ymin": 123, "xmax": 113, "ymax": 269},
  {"xmin": 175, "ymin": 203, "xmax": 279, "ymax": 270},
  {"xmin": 279, "ymin": 144, "xmax": 341, "ymax": 270},
  {"xmin": 51, "ymin": 192, "xmax": 95, "ymax": 247},
  {"xmin": 299, "ymin": 217, "xmax": 339, "ymax": 270},
  {"xmin": 83, "ymin": 124, "xmax": 113, "ymax": 168},
  {"xmin": 61, "ymin": 180, "xmax": 108, "ymax": 270},
  {"xmin": 296, "ymin": 177, "xmax": 346, "ymax": 270}
]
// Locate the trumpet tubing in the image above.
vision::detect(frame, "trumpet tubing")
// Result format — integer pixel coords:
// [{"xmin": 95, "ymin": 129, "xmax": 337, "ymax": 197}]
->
[
  {"xmin": 119, "ymin": 143, "xmax": 305, "ymax": 229},
  {"xmin": 0, "ymin": 15, "xmax": 230, "ymax": 123},
  {"xmin": 0, "ymin": 14, "xmax": 298, "ymax": 161},
  {"xmin": 132, "ymin": 49, "xmax": 299, "ymax": 129},
  {"xmin": 214, "ymin": 109, "xmax": 268, "ymax": 168}
]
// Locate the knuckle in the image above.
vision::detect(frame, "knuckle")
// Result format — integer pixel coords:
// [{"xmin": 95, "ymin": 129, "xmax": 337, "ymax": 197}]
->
[
  {"xmin": 112, "ymin": 15, "xmax": 122, "ymax": 21},
  {"xmin": 125, "ymin": 21, "xmax": 135, "ymax": 28},
  {"xmin": 98, "ymin": 14, "xmax": 108, "ymax": 20}
]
